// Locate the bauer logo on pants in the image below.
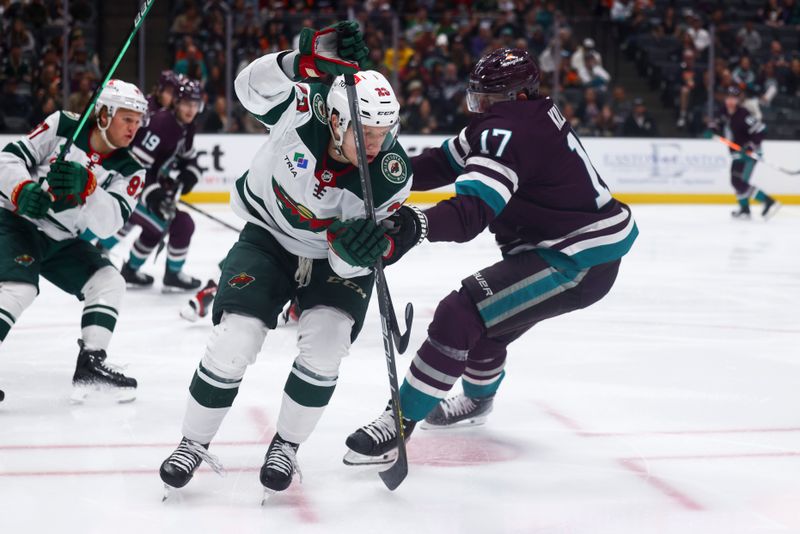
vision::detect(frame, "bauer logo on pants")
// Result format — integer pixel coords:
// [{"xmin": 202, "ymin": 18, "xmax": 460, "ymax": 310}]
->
[{"xmin": 228, "ymin": 272, "xmax": 255, "ymax": 289}]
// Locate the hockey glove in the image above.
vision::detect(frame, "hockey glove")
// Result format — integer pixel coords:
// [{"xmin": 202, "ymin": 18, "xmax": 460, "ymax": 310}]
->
[
  {"xmin": 47, "ymin": 160, "xmax": 96, "ymax": 205},
  {"xmin": 382, "ymin": 205, "xmax": 428, "ymax": 266},
  {"xmin": 11, "ymin": 181, "xmax": 52, "ymax": 218},
  {"xmin": 295, "ymin": 21, "xmax": 368, "ymax": 78},
  {"xmin": 142, "ymin": 183, "xmax": 177, "ymax": 221},
  {"xmin": 327, "ymin": 218, "xmax": 388, "ymax": 267},
  {"xmin": 176, "ymin": 169, "xmax": 198, "ymax": 195}
]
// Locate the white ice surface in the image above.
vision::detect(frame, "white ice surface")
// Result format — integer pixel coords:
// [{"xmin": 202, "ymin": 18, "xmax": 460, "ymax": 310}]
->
[{"xmin": 1, "ymin": 204, "xmax": 799, "ymax": 534}]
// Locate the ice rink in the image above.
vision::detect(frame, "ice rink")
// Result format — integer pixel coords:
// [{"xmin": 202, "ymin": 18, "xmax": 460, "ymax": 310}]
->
[{"xmin": 1, "ymin": 203, "xmax": 799, "ymax": 534}]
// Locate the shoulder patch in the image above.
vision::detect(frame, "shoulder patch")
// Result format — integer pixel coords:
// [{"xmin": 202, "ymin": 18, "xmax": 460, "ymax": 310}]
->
[
  {"xmin": 312, "ymin": 92, "xmax": 327, "ymax": 124},
  {"xmin": 381, "ymin": 153, "xmax": 407, "ymax": 184},
  {"xmin": 62, "ymin": 111, "xmax": 80, "ymax": 120}
]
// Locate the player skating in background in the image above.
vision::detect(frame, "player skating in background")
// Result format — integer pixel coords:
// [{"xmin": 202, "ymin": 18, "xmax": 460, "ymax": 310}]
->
[
  {"xmin": 95, "ymin": 76, "xmax": 205, "ymax": 291},
  {"xmin": 343, "ymin": 48, "xmax": 639, "ymax": 464},
  {"xmin": 0, "ymin": 80, "xmax": 145, "ymax": 403},
  {"xmin": 148, "ymin": 70, "xmax": 181, "ymax": 113},
  {"xmin": 159, "ymin": 22, "xmax": 411, "ymax": 497},
  {"xmin": 712, "ymin": 86, "xmax": 781, "ymax": 220}
]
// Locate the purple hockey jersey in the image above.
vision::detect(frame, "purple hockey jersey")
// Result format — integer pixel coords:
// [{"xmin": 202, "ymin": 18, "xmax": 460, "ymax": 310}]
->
[
  {"xmin": 412, "ymin": 97, "xmax": 638, "ymax": 269},
  {"xmin": 128, "ymin": 107, "xmax": 201, "ymax": 188}
]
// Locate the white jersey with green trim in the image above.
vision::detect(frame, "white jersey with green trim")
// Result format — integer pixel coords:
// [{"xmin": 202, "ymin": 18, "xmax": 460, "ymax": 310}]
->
[
  {"xmin": 0, "ymin": 111, "xmax": 144, "ymax": 240},
  {"xmin": 233, "ymin": 52, "xmax": 413, "ymax": 279}
]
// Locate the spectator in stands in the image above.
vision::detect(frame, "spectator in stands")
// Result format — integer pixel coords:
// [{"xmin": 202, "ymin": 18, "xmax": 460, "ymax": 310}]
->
[
  {"xmin": 1, "ymin": 44, "xmax": 32, "ymax": 88},
  {"xmin": 67, "ymin": 74, "xmax": 92, "ymax": 114},
  {"xmin": 732, "ymin": 56, "xmax": 757, "ymax": 89},
  {"xmin": 171, "ymin": 1, "xmax": 202, "ymax": 35},
  {"xmin": 756, "ymin": 61, "xmax": 780, "ymax": 108},
  {"xmin": 781, "ymin": 0, "xmax": 800, "ymax": 25},
  {"xmin": 736, "ymin": 19, "xmax": 762, "ymax": 57},
  {"xmin": 577, "ymin": 87, "xmax": 602, "ymax": 128},
  {"xmin": 684, "ymin": 11, "xmax": 710, "ymax": 56},
  {"xmin": 592, "ymin": 104, "xmax": 618, "ymax": 137},
  {"xmin": 562, "ymin": 101, "xmax": 581, "ymax": 131},
  {"xmin": 6, "ymin": 18, "xmax": 36, "ymax": 56},
  {"xmin": 29, "ymin": 94, "xmax": 57, "ymax": 126},
  {"xmin": 384, "ymin": 35, "xmax": 414, "ymax": 73},
  {"xmin": 68, "ymin": 45, "xmax": 100, "ymax": 91},
  {"xmin": 174, "ymin": 43, "xmax": 208, "ymax": 84},
  {"xmin": 785, "ymin": 57, "xmax": 800, "ymax": 96},
  {"xmin": 622, "ymin": 97, "xmax": 659, "ymax": 137},
  {"xmin": 609, "ymin": 85, "xmax": 631, "ymax": 127},
  {"xmin": 763, "ymin": 0, "xmax": 784, "ymax": 28},
  {"xmin": 401, "ymin": 79, "xmax": 437, "ymax": 134},
  {"xmin": 660, "ymin": 6, "xmax": 679, "ymax": 37},
  {"xmin": 765, "ymin": 40, "xmax": 789, "ymax": 72},
  {"xmin": 203, "ymin": 95, "xmax": 229, "ymax": 133},
  {"xmin": 571, "ymin": 38, "xmax": 601, "ymax": 72}
]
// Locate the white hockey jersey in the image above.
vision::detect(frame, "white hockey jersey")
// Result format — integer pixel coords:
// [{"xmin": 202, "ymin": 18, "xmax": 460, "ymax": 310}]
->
[
  {"xmin": 233, "ymin": 52, "xmax": 413, "ymax": 278},
  {"xmin": 0, "ymin": 111, "xmax": 144, "ymax": 240}
]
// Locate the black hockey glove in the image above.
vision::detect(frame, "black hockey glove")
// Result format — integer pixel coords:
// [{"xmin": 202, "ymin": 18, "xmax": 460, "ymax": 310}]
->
[
  {"xmin": 295, "ymin": 21, "xmax": 368, "ymax": 78},
  {"xmin": 327, "ymin": 218, "xmax": 387, "ymax": 267},
  {"xmin": 176, "ymin": 169, "xmax": 198, "ymax": 195},
  {"xmin": 143, "ymin": 183, "xmax": 177, "ymax": 221},
  {"xmin": 382, "ymin": 205, "xmax": 428, "ymax": 266}
]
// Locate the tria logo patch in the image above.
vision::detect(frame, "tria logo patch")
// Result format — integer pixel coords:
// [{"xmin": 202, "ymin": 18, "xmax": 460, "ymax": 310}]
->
[
  {"xmin": 228, "ymin": 272, "xmax": 255, "ymax": 289},
  {"xmin": 14, "ymin": 254, "xmax": 35, "ymax": 267},
  {"xmin": 294, "ymin": 152, "xmax": 308, "ymax": 169}
]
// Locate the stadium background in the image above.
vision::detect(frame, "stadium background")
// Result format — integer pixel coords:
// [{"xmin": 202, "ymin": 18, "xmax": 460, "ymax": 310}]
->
[{"xmin": 1, "ymin": 0, "xmax": 799, "ymax": 203}]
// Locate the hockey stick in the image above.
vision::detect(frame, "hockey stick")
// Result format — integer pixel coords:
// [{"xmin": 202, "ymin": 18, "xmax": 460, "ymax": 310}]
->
[
  {"xmin": 58, "ymin": 0, "xmax": 156, "ymax": 159},
  {"xmin": 344, "ymin": 72, "xmax": 409, "ymax": 490},
  {"xmin": 154, "ymin": 182, "xmax": 183, "ymax": 260},
  {"xmin": 712, "ymin": 134, "xmax": 800, "ymax": 176},
  {"xmin": 179, "ymin": 199, "xmax": 243, "ymax": 232}
]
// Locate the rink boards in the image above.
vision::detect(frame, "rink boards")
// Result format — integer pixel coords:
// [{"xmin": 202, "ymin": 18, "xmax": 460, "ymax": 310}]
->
[{"xmin": 3, "ymin": 134, "xmax": 799, "ymax": 204}]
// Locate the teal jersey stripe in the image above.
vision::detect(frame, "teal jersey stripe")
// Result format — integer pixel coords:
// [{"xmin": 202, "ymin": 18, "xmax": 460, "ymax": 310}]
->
[
  {"xmin": 399, "ymin": 381, "xmax": 442, "ymax": 422},
  {"xmin": 569, "ymin": 222, "xmax": 639, "ymax": 269},
  {"xmin": 462, "ymin": 370, "xmax": 506, "ymax": 399},
  {"xmin": 134, "ymin": 203, "xmax": 167, "ymax": 231},
  {"xmin": 441, "ymin": 139, "xmax": 463, "ymax": 172},
  {"xmin": 455, "ymin": 180, "xmax": 507, "ymax": 216}
]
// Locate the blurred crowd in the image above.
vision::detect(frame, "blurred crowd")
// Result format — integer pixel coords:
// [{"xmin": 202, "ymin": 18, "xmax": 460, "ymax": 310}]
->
[{"xmin": 2, "ymin": 0, "xmax": 798, "ymax": 139}]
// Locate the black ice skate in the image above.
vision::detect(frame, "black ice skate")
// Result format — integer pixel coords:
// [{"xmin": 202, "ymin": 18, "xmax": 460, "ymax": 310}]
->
[
  {"xmin": 343, "ymin": 403, "xmax": 416, "ymax": 466},
  {"xmin": 179, "ymin": 279, "xmax": 217, "ymax": 322},
  {"xmin": 260, "ymin": 433, "xmax": 301, "ymax": 502},
  {"xmin": 160, "ymin": 437, "xmax": 224, "ymax": 497},
  {"xmin": 71, "ymin": 340, "xmax": 137, "ymax": 403},
  {"xmin": 121, "ymin": 262, "xmax": 154, "ymax": 288},
  {"xmin": 731, "ymin": 206, "xmax": 752, "ymax": 220},
  {"xmin": 421, "ymin": 393, "xmax": 494, "ymax": 429},
  {"xmin": 162, "ymin": 270, "xmax": 201, "ymax": 293},
  {"xmin": 762, "ymin": 198, "xmax": 782, "ymax": 221}
]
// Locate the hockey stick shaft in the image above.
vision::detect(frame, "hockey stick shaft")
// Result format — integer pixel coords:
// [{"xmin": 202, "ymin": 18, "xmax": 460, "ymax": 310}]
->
[
  {"xmin": 713, "ymin": 134, "xmax": 800, "ymax": 175},
  {"xmin": 344, "ymin": 72, "xmax": 409, "ymax": 490},
  {"xmin": 58, "ymin": 0, "xmax": 156, "ymax": 160},
  {"xmin": 178, "ymin": 199, "xmax": 242, "ymax": 232}
]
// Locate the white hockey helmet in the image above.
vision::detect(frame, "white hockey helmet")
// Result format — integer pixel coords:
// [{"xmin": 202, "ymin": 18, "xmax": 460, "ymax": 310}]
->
[
  {"xmin": 327, "ymin": 70, "xmax": 400, "ymax": 153},
  {"xmin": 94, "ymin": 79, "xmax": 148, "ymax": 120}
]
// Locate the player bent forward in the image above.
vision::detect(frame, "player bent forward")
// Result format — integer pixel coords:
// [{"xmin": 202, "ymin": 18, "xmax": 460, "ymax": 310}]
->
[
  {"xmin": 159, "ymin": 22, "xmax": 411, "ymax": 495},
  {"xmin": 342, "ymin": 48, "xmax": 639, "ymax": 465},
  {"xmin": 0, "ymin": 80, "xmax": 146, "ymax": 403}
]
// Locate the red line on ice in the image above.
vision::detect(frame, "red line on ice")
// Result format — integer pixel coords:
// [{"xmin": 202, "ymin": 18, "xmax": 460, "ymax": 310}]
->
[{"xmin": 617, "ymin": 458, "xmax": 705, "ymax": 511}]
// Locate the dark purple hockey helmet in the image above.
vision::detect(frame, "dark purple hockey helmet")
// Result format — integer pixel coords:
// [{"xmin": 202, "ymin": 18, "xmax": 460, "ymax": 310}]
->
[
  {"xmin": 466, "ymin": 47, "xmax": 540, "ymax": 113},
  {"xmin": 158, "ymin": 70, "xmax": 181, "ymax": 93},
  {"xmin": 175, "ymin": 77, "xmax": 205, "ymax": 112}
]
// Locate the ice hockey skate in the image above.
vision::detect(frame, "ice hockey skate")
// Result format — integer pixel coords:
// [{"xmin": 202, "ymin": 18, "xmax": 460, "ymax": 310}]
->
[
  {"xmin": 731, "ymin": 206, "xmax": 752, "ymax": 220},
  {"xmin": 260, "ymin": 433, "xmax": 301, "ymax": 504},
  {"xmin": 162, "ymin": 270, "xmax": 202, "ymax": 292},
  {"xmin": 421, "ymin": 393, "xmax": 494, "ymax": 429},
  {"xmin": 70, "ymin": 340, "xmax": 137, "ymax": 403},
  {"xmin": 762, "ymin": 198, "xmax": 782, "ymax": 221},
  {"xmin": 343, "ymin": 403, "xmax": 416, "ymax": 466},
  {"xmin": 160, "ymin": 437, "xmax": 225, "ymax": 500},
  {"xmin": 121, "ymin": 262, "xmax": 154, "ymax": 288},
  {"xmin": 179, "ymin": 279, "xmax": 217, "ymax": 322}
]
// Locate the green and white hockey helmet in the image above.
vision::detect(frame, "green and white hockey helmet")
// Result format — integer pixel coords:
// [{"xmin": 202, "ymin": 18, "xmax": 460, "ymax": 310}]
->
[
  {"xmin": 94, "ymin": 79, "xmax": 148, "ymax": 120},
  {"xmin": 327, "ymin": 70, "xmax": 400, "ymax": 152}
]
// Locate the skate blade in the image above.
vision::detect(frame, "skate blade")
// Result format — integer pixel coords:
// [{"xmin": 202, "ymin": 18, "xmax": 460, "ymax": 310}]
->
[
  {"xmin": 261, "ymin": 488, "xmax": 278, "ymax": 506},
  {"xmin": 763, "ymin": 202, "xmax": 782, "ymax": 221},
  {"xmin": 70, "ymin": 385, "xmax": 137, "ymax": 404},
  {"xmin": 420, "ymin": 414, "xmax": 489, "ymax": 430},
  {"xmin": 179, "ymin": 304, "xmax": 199, "ymax": 322},
  {"xmin": 342, "ymin": 448, "xmax": 397, "ymax": 466}
]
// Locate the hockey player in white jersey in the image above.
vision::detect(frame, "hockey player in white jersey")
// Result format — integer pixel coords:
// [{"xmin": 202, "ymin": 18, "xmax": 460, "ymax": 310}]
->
[
  {"xmin": 0, "ymin": 80, "xmax": 146, "ymax": 403},
  {"xmin": 159, "ymin": 21, "xmax": 412, "ymax": 496}
]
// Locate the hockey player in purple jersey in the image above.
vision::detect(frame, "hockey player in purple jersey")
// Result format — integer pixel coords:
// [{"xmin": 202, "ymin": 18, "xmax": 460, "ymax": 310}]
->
[
  {"xmin": 713, "ymin": 86, "xmax": 780, "ymax": 220},
  {"xmin": 98, "ymin": 76, "xmax": 204, "ymax": 291},
  {"xmin": 147, "ymin": 70, "xmax": 182, "ymax": 114},
  {"xmin": 344, "ymin": 48, "xmax": 639, "ymax": 465}
]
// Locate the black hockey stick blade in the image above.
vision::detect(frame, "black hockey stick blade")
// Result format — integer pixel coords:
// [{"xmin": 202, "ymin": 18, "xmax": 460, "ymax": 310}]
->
[
  {"xmin": 378, "ymin": 437, "xmax": 409, "ymax": 490},
  {"xmin": 392, "ymin": 302, "xmax": 414, "ymax": 354}
]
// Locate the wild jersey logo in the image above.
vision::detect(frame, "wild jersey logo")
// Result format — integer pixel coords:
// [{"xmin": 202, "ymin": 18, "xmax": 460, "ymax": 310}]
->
[
  {"xmin": 381, "ymin": 153, "xmax": 407, "ymax": 184},
  {"xmin": 312, "ymin": 93, "xmax": 327, "ymax": 123},
  {"xmin": 272, "ymin": 177, "xmax": 335, "ymax": 232},
  {"xmin": 14, "ymin": 254, "xmax": 35, "ymax": 267},
  {"xmin": 228, "ymin": 272, "xmax": 255, "ymax": 289}
]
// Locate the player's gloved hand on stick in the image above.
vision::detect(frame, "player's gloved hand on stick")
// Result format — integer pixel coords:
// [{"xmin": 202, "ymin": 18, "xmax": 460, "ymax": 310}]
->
[
  {"xmin": 294, "ymin": 21, "xmax": 368, "ymax": 78},
  {"xmin": 143, "ymin": 183, "xmax": 177, "ymax": 220},
  {"xmin": 46, "ymin": 160, "xmax": 96, "ymax": 203},
  {"xmin": 176, "ymin": 170, "xmax": 198, "ymax": 194},
  {"xmin": 381, "ymin": 205, "xmax": 428, "ymax": 266},
  {"xmin": 11, "ymin": 181, "xmax": 52, "ymax": 218},
  {"xmin": 328, "ymin": 218, "xmax": 388, "ymax": 267}
]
